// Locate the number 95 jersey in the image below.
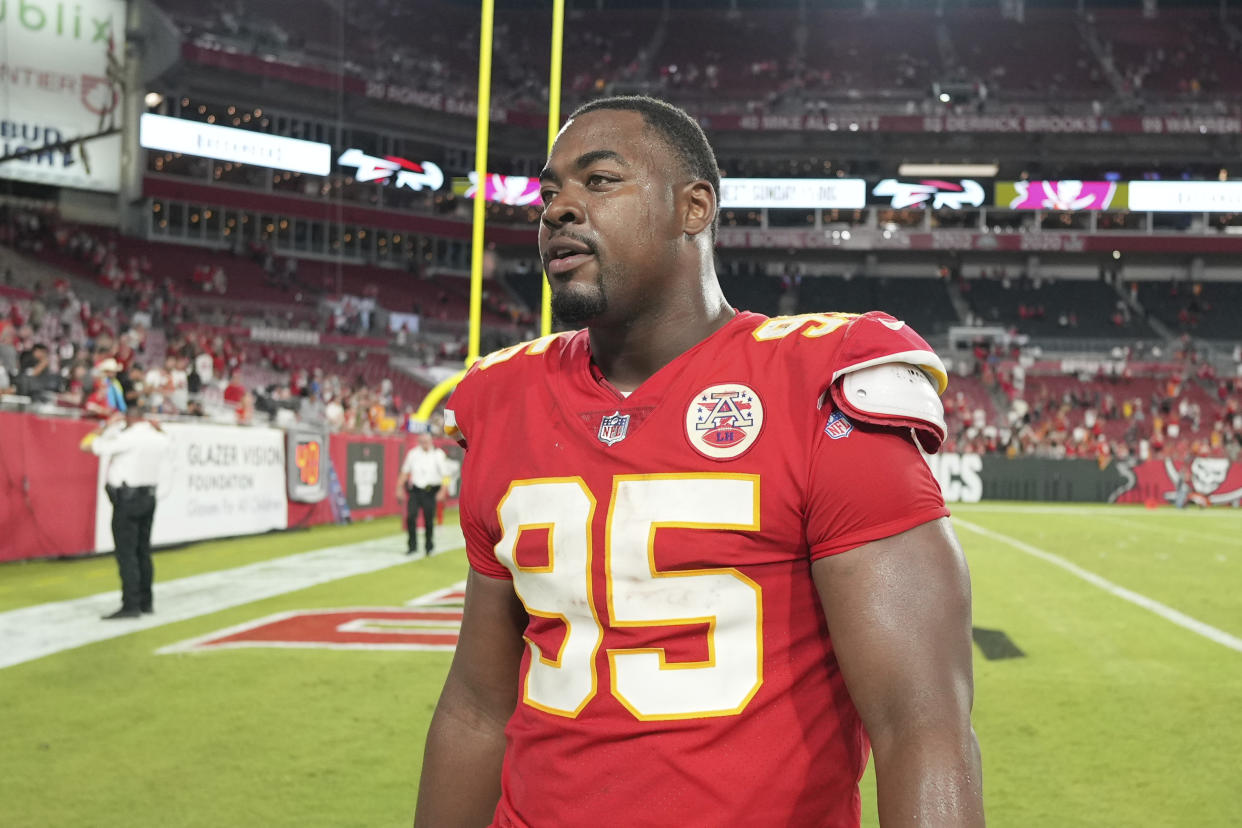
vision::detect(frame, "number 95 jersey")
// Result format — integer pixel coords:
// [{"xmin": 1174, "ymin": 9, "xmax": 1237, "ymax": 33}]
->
[{"xmin": 446, "ymin": 310, "xmax": 950, "ymax": 828}]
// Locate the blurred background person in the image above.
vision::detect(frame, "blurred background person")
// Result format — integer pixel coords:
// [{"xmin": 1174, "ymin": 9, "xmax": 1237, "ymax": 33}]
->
[{"xmin": 80, "ymin": 402, "xmax": 172, "ymax": 619}]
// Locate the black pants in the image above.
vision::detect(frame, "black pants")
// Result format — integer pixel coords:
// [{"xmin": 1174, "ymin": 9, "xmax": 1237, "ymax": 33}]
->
[
  {"xmin": 406, "ymin": 485, "xmax": 439, "ymax": 553},
  {"xmin": 108, "ymin": 486, "xmax": 156, "ymax": 611}
]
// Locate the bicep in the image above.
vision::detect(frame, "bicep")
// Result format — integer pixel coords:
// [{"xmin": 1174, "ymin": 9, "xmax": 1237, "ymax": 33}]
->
[
  {"xmin": 811, "ymin": 517, "xmax": 974, "ymax": 738},
  {"xmin": 439, "ymin": 569, "xmax": 526, "ymax": 723}
]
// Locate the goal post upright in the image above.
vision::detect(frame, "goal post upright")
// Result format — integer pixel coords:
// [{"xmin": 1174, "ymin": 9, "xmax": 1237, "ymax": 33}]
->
[{"xmin": 414, "ymin": 0, "xmax": 565, "ymax": 421}]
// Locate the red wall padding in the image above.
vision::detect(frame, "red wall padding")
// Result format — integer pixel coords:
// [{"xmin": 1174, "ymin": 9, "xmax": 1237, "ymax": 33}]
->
[{"xmin": 0, "ymin": 413, "xmax": 99, "ymax": 561}]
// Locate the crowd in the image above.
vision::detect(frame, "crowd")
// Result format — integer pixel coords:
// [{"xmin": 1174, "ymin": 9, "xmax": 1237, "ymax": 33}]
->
[
  {"xmin": 942, "ymin": 346, "xmax": 1242, "ymax": 465},
  {"xmin": 0, "ymin": 277, "xmax": 441, "ymax": 437}
]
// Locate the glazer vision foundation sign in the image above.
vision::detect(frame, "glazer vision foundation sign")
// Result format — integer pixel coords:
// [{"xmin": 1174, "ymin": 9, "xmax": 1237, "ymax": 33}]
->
[{"xmin": 0, "ymin": 0, "xmax": 126, "ymax": 191}]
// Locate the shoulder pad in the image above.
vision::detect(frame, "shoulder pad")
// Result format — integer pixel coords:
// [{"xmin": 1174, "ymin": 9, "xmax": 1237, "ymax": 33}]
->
[
  {"xmin": 830, "ymin": 362, "xmax": 946, "ymax": 453},
  {"xmin": 828, "ymin": 312, "xmax": 948, "ymax": 453},
  {"xmin": 830, "ymin": 311, "xmax": 948, "ymax": 394}
]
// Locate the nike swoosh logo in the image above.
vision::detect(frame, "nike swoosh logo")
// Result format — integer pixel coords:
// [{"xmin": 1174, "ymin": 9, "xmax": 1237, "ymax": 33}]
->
[{"xmin": 880, "ymin": 319, "xmax": 906, "ymax": 331}]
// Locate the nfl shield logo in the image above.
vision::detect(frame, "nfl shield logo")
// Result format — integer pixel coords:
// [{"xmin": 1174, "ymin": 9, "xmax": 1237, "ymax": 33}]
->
[
  {"xmin": 824, "ymin": 410, "xmax": 854, "ymax": 440},
  {"xmin": 598, "ymin": 411, "xmax": 631, "ymax": 446}
]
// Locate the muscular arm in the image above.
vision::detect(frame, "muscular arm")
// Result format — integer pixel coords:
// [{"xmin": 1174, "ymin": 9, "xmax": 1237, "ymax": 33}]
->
[
  {"xmin": 812, "ymin": 517, "xmax": 984, "ymax": 827},
  {"xmin": 414, "ymin": 569, "xmax": 527, "ymax": 828}
]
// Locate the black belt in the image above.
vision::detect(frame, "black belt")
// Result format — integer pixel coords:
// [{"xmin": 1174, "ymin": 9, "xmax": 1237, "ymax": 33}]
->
[{"xmin": 108, "ymin": 484, "xmax": 155, "ymax": 496}]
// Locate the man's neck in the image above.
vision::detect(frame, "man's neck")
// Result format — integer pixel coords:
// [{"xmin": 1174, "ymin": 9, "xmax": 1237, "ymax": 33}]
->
[{"xmin": 588, "ymin": 279, "xmax": 734, "ymax": 393}]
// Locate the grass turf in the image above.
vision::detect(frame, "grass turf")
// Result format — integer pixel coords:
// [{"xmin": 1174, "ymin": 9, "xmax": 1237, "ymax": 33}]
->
[{"xmin": 1, "ymin": 504, "xmax": 1239, "ymax": 827}]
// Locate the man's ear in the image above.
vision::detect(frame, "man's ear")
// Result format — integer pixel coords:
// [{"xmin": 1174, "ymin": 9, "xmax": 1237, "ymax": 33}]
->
[{"xmin": 682, "ymin": 180, "xmax": 717, "ymax": 238}]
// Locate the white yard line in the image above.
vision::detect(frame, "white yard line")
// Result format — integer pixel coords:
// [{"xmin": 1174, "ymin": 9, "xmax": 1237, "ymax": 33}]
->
[
  {"xmin": 0, "ymin": 525, "xmax": 466, "ymax": 671},
  {"xmin": 955, "ymin": 504, "xmax": 1242, "ymax": 518},
  {"xmin": 955, "ymin": 518, "xmax": 1242, "ymax": 654}
]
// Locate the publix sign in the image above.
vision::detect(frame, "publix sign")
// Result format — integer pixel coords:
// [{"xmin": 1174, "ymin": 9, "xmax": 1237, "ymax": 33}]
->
[
  {"xmin": 0, "ymin": 0, "xmax": 119, "ymax": 41},
  {"xmin": 0, "ymin": 0, "xmax": 125, "ymax": 192}
]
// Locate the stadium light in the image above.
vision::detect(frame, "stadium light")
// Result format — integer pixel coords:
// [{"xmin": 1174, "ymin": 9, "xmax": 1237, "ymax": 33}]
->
[
  {"xmin": 898, "ymin": 163, "xmax": 1000, "ymax": 178},
  {"xmin": 939, "ymin": 92, "xmax": 952, "ymax": 103}
]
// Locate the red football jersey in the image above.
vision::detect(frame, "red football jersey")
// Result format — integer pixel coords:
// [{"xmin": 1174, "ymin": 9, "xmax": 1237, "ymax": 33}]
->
[{"xmin": 446, "ymin": 310, "xmax": 950, "ymax": 828}]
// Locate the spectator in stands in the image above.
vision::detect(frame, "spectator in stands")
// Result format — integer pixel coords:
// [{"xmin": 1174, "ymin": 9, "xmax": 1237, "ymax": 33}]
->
[
  {"xmin": 122, "ymin": 363, "xmax": 146, "ymax": 410},
  {"xmin": 84, "ymin": 358, "xmax": 127, "ymax": 418},
  {"xmin": 223, "ymin": 369, "xmax": 247, "ymax": 413},
  {"xmin": 0, "ymin": 324, "xmax": 19, "ymax": 383},
  {"xmin": 16, "ymin": 343, "xmax": 62, "ymax": 402}
]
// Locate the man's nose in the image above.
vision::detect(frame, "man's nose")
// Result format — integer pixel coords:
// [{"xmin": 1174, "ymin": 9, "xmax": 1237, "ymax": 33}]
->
[{"xmin": 542, "ymin": 190, "xmax": 582, "ymax": 228}]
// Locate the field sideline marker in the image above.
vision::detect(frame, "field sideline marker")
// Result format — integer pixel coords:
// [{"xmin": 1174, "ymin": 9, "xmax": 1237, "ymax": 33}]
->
[
  {"xmin": 955, "ymin": 518, "xmax": 1242, "ymax": 653},
  {"xmin": 0, "ymin": 525, "xmax": 466, "ymax": 670}
]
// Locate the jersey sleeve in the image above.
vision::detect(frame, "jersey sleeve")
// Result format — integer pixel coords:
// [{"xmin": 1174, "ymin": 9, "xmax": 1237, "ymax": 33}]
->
[
  {"xmin": 804, "ymin": 411, "xmax": 948, "ymax": 560},
  {"xmin": 457, "ymin": 451, "xmax": 513, "ymax": 580},
  {"xmin": 442, "ymin": 366, "xmax": 481, "ymax": 449}
]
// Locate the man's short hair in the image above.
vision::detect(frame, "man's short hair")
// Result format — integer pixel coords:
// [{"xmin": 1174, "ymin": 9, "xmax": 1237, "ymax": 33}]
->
[{"xmin": 568, "ymin": 95, "xmax": 720, "ymax": 241}]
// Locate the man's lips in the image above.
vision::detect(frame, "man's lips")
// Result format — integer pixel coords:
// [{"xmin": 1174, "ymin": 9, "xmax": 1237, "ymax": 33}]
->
[{"xmin": 546, "ymin": 252, "xmax": 594, "ymax": 275}]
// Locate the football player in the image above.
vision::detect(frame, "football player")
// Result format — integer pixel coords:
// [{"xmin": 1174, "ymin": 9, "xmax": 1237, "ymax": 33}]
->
[{"xmin": 415, "ymin": 96, "xmax": 984, "ymax": 828}]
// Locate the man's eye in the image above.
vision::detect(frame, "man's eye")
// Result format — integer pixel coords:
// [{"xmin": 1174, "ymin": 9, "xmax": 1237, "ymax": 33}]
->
[
  {"xmin": 587, "ymin": 174, "xmax": 613, "ymax": 187},
  {"xmin": 539, "ymin": 190, "xmax": 556, "ymax": 205}
]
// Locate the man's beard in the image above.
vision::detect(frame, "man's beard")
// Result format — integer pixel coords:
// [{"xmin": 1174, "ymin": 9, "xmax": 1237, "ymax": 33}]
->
[{"xmin": 551, "ymin": 271, "xmax": 608, "ymax": 326}]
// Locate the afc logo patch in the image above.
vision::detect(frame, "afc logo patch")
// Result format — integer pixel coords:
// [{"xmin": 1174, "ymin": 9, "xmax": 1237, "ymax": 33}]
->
[
  {"xmin": 598, "ymin": 411, "xmax": 631, "ymax": 446},
  {"xmin": 824, "ymin": 410, "xmax": 854, "ymax": 440},
  {"xmin": 685, "ymin": 383, "xmax": 764, "ymax": 460}
]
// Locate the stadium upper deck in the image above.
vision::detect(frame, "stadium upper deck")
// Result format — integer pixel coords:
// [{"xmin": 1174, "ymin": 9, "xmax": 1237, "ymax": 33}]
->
[{"xmin": 159, "ymin": 0, "xmax": 1242, "ymax": 118}]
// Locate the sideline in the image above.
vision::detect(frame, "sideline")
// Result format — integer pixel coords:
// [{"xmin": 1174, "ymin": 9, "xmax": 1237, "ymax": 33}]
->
[
  {"xmin": 955, "ymin": 518, "xmax": 1242, "ymax": 654},
  {"xmin": 0, "ymin": 525, "xmax": 466, "ymax": 670},
  {"xmin": 954, "ymin": 504, "xmax": 1242, "ymax": 518}
]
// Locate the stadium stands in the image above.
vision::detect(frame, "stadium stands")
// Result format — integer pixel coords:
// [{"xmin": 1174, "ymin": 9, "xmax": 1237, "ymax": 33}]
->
[
  {"xmin": 1133, "ymin": 280, "xmax": 1242, "ymax": 341},
  {"xmin": 1096, "ymin": 8, "xmax": 1240, "ymax": 99},
  {"xmin": 796, "ymin": 274, "xmax": 961, "ymax": 337},
  {"xmin": 960, "ymin": 274, "xmax": 1157, "ymax": 339},
  {"xmin": 156, "ymin": 1, "xmax": 1242, "ymax": 115},
  {"xmin": 945, "ymin": 8, "xmax": 1109, "ymax": 100}
]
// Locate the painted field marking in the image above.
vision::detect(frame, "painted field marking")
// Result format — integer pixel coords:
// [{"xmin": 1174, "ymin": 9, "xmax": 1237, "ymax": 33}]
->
[
  {"xmin": 957, "ymin": 504, "xmax": 1242, "ymax": 518},
  {"xmin": 955, "ymin": 518, "xmax": 1242, "ymax": 654},
  {"xmin": 0, "ymin": 525, "xmax": 466, "ymax": 670},
  {"xmin": 1094, "ymin": 515, "xmax": 1242, "ymax": 548},
  {"xmin": 158, "ymin": 580, "xmax": 469, "ymax": 655}
]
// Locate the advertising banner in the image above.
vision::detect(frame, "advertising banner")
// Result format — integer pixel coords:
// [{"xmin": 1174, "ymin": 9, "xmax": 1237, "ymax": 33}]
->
[
  {"xmin": 716, "ymin": 227, "xmax": 1242, "ymax": 254},
  {"xmin": 345, "ymin": 441, "xmax": 387, "ymax": 511},
  {"xmin": 870, "ymin": 178, "xmax": 990, "ymax": 210},
  {"xmin": 286, "ymin": 428, "xmax": 329, "ymax": 504},
  {"xmin": 337, "ymin": 149, "xmax": 443, "ymax": 191},
  {"xmin": 139, "ymin": 114, "xmax": 331, "ymax": 175},
  {"xmin": 1111, "ymin": 457, "xmax": 1242, "ymax": 507},
  {"xmin": 93, "ymin": 423, "xmax": 289, "ymax": 552},
  {"xmin": 1127, "ymin": 181, "xmax": 1242, "ymax": 213},
  {"xmin": 0, "ymin": 0, "xmax": 126, "ymax": 191},
  {"xmin": 249, "ymin": 326, "xmax": 320, "ymax": 346},
  {"xmin": 456, "ymin": 172, "xmax": 541, "ymax": 206},
  {"xmin": 924, "ymin": 452, "xmax": 984, "ymax": 504},
  {"xmin": 706, "ymin": 113, "xmax": 1242, "ymax": 135},
  {"xmin": 997, "ymin": 180, "xmax": 1126, "ymax": 211},
  {"xmin": 719, "ymin": 178, "xmax": 867, "ymax": 209}
]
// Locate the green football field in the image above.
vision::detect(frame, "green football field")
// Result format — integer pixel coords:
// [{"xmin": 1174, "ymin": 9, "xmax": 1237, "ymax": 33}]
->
[{"xmin": 1, "ymin": 504, "xmax": 1239, "ymax": 827}]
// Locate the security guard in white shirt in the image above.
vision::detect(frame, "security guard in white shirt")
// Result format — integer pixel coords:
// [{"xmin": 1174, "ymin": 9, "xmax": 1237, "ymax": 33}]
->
[
  {"xmin": 81, "ymin": 402, "xmax": 172, "ymax": 619},
  {"xmin": 396, "ymin": 432, "xmax": 452, "ymax": 556}
]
